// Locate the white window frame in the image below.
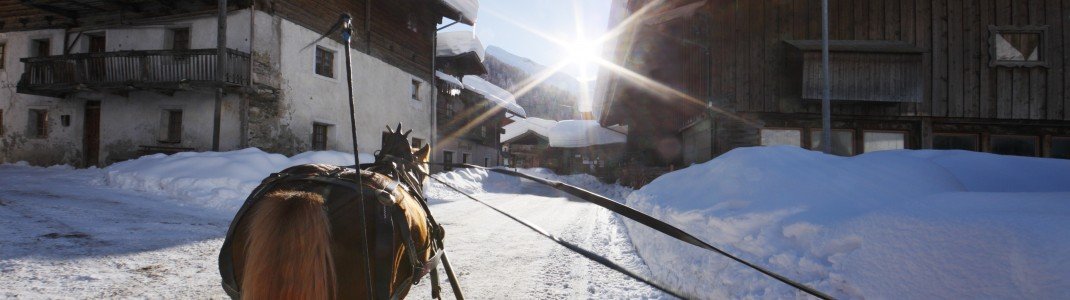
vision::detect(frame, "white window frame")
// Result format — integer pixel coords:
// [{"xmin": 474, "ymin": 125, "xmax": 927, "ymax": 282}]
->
[{"xmin": 313, "ymin": 45, "xmax": 338, "ymax": 80}]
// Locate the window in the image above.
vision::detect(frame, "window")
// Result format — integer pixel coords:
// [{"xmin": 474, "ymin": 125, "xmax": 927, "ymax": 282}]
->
[
  {"xmin": 989, "ymin": 26, "xmax": 1047, "ymax": 67},
  {"xmin": 933, "ymin": 133, "xmax": 980, "ymax": 151},
  {"xmin": 158, "ymin": 109, "xmax": 183, "ymax": 143},
  {"xmin": 60, "ymin": 115, "xmax": 71, "ymax": 127},
  {"xmin": 312, "ymin": 123, "xmax": 330, "ymax": 151},
  {"xmin": 863, "ymin": 131, "xmax": 906, "ymax": 153},
  {"xmin": 171, "ymin": 28, "xmax": 190, "ymax": 50},
  {"xmin": 480, "ymin": 125, "xmax": 487, "ymax": 138},
  {"xmin": 443, "ymin": 151, "xmax": 454, "ymax": 170},
  {"xmin": 411, "ymin": 137, "xmax": 424, "ymax": 149},
  {"xmin": 787, "ymin": 40, "xmax": 923, "ymax": 102},
  {"xmin": 315, "ymin": 46, "xmax": 335, "ymax": 78},
  {"xmin": 411, "ymin": 79, "xmax": 422, "ymax": 100},
  {"xmin": 0, "ymin": 109, "xmax": 4, "ymax": 135},
  {"xmin": 32, "ymin": 39, "xmax": 50, "ymax": 57},
  {"xmin": 810, "ymin": 129, "xmax": 854, "ymax": 156},
  {"xmin": 760, "ymin": 128, "xmax": 802, "ymax": 147},
  {"xmin": 27, "ymin": 109, "xmax": 48, "ymax": 138},
  {"xmin": 0, "ymin": 43, "xmax": 6, "ymax": 69},
  {"xmin": 1051, "ymin": 137, "xmax": 1070, "ymax": 159},
  {"xmin": 989, "ymin": 135, "xmax": 1038, "ymax": 157},
  {"xmin": 462, "ymin": 153, "xmax": 470, "ymax": 164},
  {"xmin": 484, "ymin": 157, "xmax": 490, "ymax": 167}
]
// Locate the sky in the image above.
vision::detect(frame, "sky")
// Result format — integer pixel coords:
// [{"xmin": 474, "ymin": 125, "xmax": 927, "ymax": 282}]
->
[{"xmin": 441, "ymin": 0, "xmax": 614, "ymax": 82}]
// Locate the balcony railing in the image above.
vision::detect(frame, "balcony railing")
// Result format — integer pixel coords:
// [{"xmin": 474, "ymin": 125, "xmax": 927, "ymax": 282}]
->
[{"xmin": 19, "ymin": 49, "xmax": 250, "ymax": 97}]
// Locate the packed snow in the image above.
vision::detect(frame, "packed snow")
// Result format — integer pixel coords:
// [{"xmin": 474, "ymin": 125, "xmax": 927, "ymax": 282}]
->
[
  {"xmin": 549, "ymin": 120, "xmax": 626, "ymax": 148},
  {"xmin": 436, "ymin": 31, "xmax": 486, "ymax": 61},
  {"xmin": 624, "ymin": 146, "xmax": 1070, "ymax": 299}
]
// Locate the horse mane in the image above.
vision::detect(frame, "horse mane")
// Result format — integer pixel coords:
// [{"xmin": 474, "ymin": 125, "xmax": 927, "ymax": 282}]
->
[{"xmin": 241, "ymin": 190, "xmax": 336, "ymax": 299}]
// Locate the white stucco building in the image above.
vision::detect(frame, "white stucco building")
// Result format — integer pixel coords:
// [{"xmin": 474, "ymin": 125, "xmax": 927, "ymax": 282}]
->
[{"xmin": 0, "ymin": 1, "xmax": 472, "ymax": 166}]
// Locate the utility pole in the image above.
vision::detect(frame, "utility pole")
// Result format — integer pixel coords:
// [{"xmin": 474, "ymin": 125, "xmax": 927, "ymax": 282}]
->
[
  {"xmin": 212, "ymin": 0, "xmax": 227, "ymax": 151},
  {"xmin": 820, "ymin": 0, "xmax": 832, "ymax": 154}
]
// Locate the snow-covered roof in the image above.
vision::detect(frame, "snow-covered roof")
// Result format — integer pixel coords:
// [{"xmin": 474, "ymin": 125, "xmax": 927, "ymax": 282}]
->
[
  {"xmin": 502, "ymin": 117, "xmax": 557, "ymax": 143},
  {"xmin": 438, "ymin": 0, "xmax": 479, "ymax": 25},
  {"xmin": 437, "ymin": 31, "xmax": 485, "ymax": 61},
  {"xmin": 435, "ymin": 72, "xmax": 527, "ymax": 117},
  {"xmin": 548, "ymin": 120, "xmax": 626, "ymax": 148},
  {"xmin": 461, "ymin": 75, "xmax": 526, "ymax": 117}
]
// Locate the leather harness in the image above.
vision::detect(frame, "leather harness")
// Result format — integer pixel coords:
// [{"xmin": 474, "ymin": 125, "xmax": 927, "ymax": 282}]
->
[{"xmin": 218, "ymin": 159, "xmax": 448, "ymax": 300}]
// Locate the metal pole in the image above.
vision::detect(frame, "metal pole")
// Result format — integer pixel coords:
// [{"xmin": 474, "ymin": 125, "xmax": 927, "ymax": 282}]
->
[
  {"xmin": 820, "ymin": 0, "xmax": 832, "ymax": 154},
  {"xmin": 340, "ymin": 13, "xmax": 375, "ymax": 299},
  {"xmin": 213, "ymin": 0, "xmax": 227, "ymax": 151}
]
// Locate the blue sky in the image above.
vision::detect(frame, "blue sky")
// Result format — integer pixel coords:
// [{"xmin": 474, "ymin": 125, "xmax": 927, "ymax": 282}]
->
[{"xmin": 442, "ymin": 0, "xmax": 613, "ymax": 81}]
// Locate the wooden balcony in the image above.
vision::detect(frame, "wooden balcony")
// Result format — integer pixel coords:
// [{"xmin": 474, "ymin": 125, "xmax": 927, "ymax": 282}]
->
[{"xmin": 18, "ymin": 49, "xmax": 250, "ymax": 97}]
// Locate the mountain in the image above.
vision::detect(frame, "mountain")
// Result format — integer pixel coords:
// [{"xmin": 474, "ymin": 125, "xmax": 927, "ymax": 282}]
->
[{"xmin": 482, "ymin": 46, "xmax": 580, "ymax": 120}]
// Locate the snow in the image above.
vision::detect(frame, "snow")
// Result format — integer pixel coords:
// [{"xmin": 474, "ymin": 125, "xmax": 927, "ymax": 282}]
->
[
  {"xmin": 548, "ymin": 120, "xmax": 626, "ymax": 148},
  {"xmin": 501, "ymin": 117, "xmax": 557, "ymax": 143},
  {"xmin": 1, "ymin": 151, "xmax": 659, "ymax": 298},
  {"xmin": 436, "ymin": 31, "xmax": 485, "ymax": 61},
  {"xmin": 623, "ymin": 146, "xmax": 1070, "ymax": 299},
  {"xmin": 7, "ymin": 146, "xmax": 1070, "ymax": 299},
  {"xmin": 438, "ymin": 0, "xmax": 479, "ymax": 25},
  {"xmin": 103, "ymin": 148, "xmax": 372, "ymax": 212},
  {"xmin": 459, "ymin": 75, "xmax": 527, "ymax": 117},
  {"xmin": 501, "ymin": 118, "xmax": 625, "ymax": 148},
  {"xmin": 436, "ymin": 72, "xmax": 526, "ymax": 117},
  {"xmin": 485, "ymin": 46, "xmax": 581, "ymax": 94}
]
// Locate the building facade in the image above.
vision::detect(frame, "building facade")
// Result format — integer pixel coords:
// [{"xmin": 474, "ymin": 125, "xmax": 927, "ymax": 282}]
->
[
  {"xmin": 1, "ymin": 0, "xmax": 469, "ymax": 166},
  {"xmin": 599, "ymin": 0, "xmax": 1070, "ymax": 170}
]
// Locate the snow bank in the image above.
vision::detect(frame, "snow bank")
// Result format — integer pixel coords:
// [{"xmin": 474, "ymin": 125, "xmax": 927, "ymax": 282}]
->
[
  {"xmin": 549, "ymin": 120, "xmax": 626, "ymax": 148},
  {"xmin": 103, "ymin": 148, "xmax": 373, "ymax": 212},
  {"xmin": 624, "ymin": 147, "xmax": 1070, "ymax": 299},
  {"xmin": 425, "ymin": 167, "xmax": 633, "ymax": 204}
]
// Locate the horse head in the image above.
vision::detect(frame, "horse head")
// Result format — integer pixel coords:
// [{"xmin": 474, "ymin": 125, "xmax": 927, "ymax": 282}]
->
[{"xmin": 377, "ymin": 123, "xmax": 431, "ymax": 184}]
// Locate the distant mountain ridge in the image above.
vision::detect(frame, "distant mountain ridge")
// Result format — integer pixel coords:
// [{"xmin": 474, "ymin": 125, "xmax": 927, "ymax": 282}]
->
[{"xmin": 482, "ymin": 46, "xmax": 579, "ymax": 120}]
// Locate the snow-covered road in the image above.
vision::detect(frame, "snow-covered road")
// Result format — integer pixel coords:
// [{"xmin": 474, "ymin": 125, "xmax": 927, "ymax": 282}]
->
[{"xmin": 0, "ymin": 164, "xmax": 663, "ymax": 298}]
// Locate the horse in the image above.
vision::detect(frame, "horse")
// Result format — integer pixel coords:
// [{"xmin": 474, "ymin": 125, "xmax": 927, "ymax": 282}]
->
[{"xmin": 218, "ymin": 125, "xmax": 443, "ymax": 299}]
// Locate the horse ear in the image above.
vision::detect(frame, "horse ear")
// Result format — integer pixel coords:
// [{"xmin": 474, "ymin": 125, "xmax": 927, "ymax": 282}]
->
[{"xmin": 414, "ymin": 144, "xmax": 431, "ymax": 163}]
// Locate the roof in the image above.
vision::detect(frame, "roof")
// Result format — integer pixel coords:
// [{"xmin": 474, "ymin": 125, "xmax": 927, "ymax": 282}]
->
[
  {"xmin": 501, "ymin": 117, "xmax": 557, "ymax": 143},
  {"xmin": 503, "ymin": 118, "xmax": 626, "ymax": 148},
  {"xmin": 436, "ymin": 72, "xmax": 527, "ymax": 117},
  {"xmin": 549, "ymin": 120, "xmax": 626, "ymax": 148},
  {"xmin": 785, "ymin": 40, "xmax": 927, "ymax": 53},
  {"xmin": 436, "ymin": 30, "xmax": 488, "ymax": 76},
  {"xmin": 436, "ymin": 0, "xmax": 479, "ymax": 25}
]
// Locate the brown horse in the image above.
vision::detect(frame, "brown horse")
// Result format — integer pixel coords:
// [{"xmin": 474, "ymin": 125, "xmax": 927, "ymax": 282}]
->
[{"xmin": 219, "ymin": 126, "xmax": 437, "ymax": 299}]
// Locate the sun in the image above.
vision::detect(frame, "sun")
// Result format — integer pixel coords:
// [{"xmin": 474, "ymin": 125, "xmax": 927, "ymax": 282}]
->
[{"xmin": 567, "ymin": 41, "xmax": 600, "ymax": 65}]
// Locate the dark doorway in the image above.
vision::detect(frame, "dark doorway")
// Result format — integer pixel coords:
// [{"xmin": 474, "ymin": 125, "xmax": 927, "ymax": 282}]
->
[
  {"xmin": 88, "ymin": 35, "xmax": 106, "ymax": 82},
  {"xmin": 84, "ymin": 101, "xmax": 101, "ymax": 167}
]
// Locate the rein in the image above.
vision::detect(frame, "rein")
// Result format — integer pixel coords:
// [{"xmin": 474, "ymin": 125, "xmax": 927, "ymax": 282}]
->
[{"xmin": 429, "ymin": 163, "xmax": 836, "ymax": 300}]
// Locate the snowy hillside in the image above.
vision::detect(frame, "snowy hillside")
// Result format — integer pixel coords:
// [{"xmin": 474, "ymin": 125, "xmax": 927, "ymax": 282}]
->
[
  {"xmin": 483, "ymin": 46, "xmax": 579, "ymax": 120},
  {"xmin": 625, "ymin": 147, "xmax": 1070, "ymax": 299}
]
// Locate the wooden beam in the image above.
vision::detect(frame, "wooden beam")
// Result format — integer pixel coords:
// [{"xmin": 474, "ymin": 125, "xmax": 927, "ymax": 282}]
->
[{"xmin": 19, "ymin": 0, "xmax": 78, "ymax": 19}]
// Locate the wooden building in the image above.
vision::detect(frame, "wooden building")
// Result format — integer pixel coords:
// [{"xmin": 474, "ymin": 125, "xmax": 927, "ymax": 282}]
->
[
  {"xmin": 0, "ymin": 0, "xmax": 471, "ymax": 166},
  {"xmin": 599, "ymin": 0, "xmax": 1070, "ymax": 171}
]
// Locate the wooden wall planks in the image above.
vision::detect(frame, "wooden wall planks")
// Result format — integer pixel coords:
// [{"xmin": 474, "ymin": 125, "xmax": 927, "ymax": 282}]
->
[{"xmin": 689, "ymin": 0, "xmax": 1069, "ymax": 122}]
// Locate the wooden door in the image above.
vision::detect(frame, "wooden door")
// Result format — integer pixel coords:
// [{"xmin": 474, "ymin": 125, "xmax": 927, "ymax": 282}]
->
[
  {"xmin": 84, "ymin": 101, "xmax": 100, "ymax": 167},
  {"xmin": 88, "ymin": 35, "xmax": 106, "ymax": 81}
]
